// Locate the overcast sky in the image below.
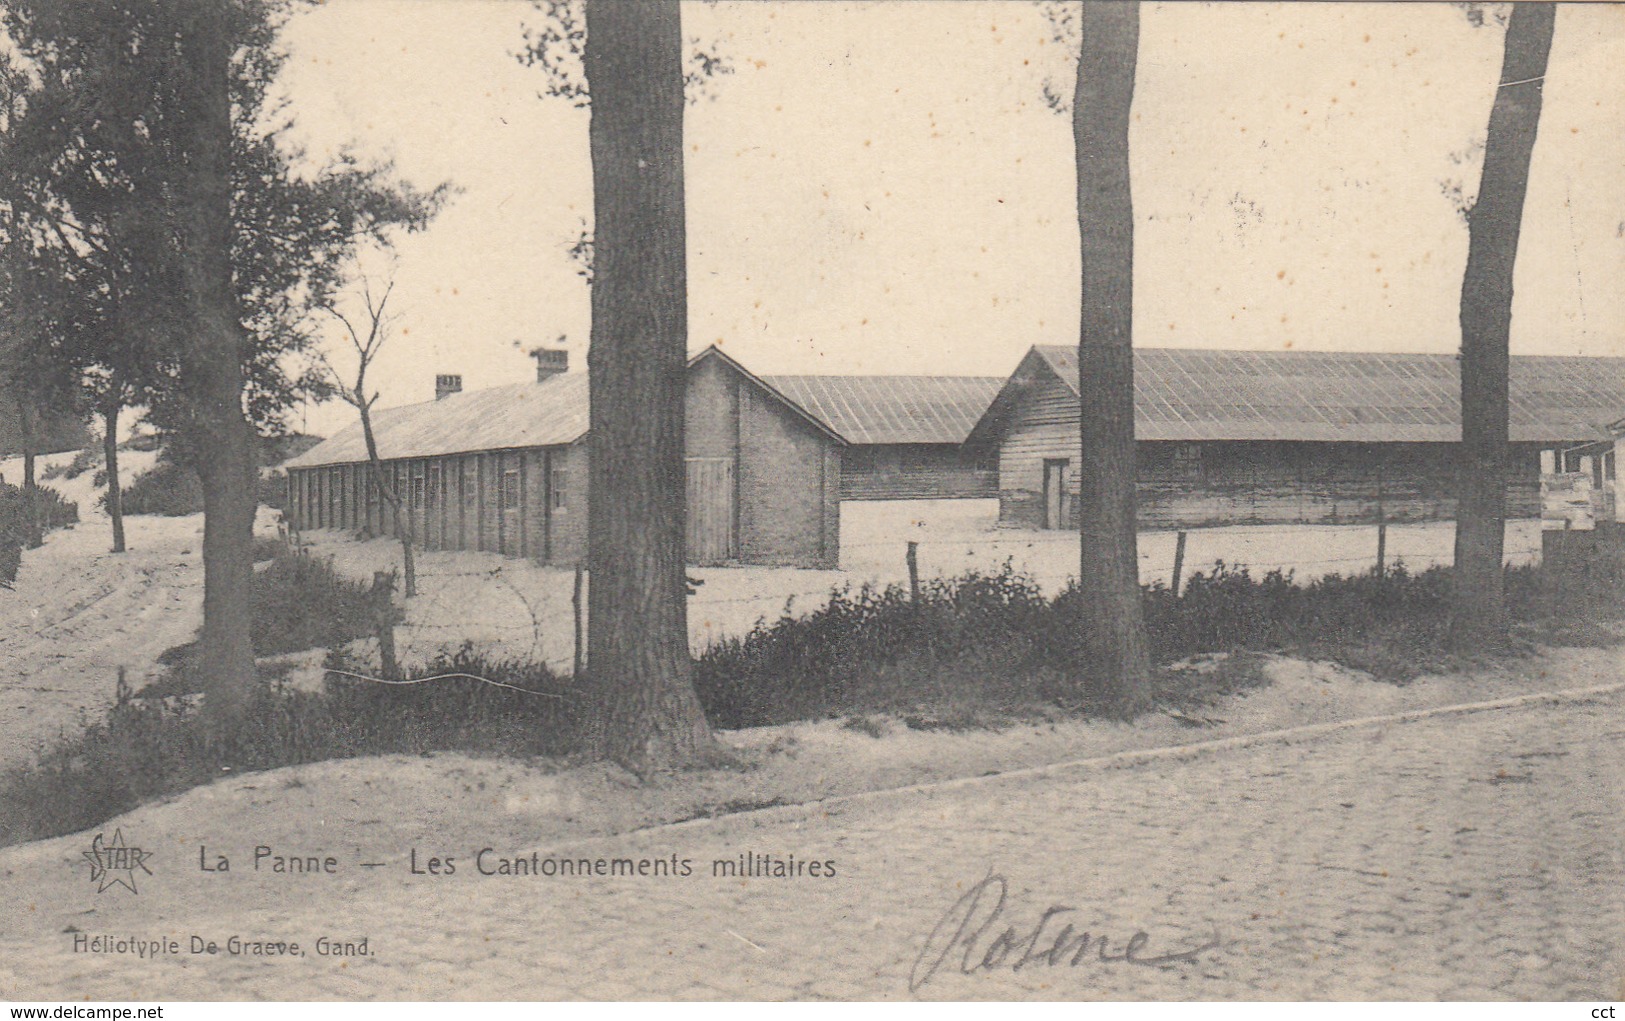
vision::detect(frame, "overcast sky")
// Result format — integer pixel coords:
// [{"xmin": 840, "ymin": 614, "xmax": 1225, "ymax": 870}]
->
[{"xmin": 275, "ymin": 1, "xmax": 1625, "ymax": 437}]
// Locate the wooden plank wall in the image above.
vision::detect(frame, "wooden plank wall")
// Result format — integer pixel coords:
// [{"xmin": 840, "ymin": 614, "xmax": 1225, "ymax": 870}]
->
[
  {"xmin": 288, "ymin": 446, "xmax": 583, "ymax": 565},
  {"xmin": 839, "ymin": 443, "xmax": 998, "ymax": 501},
  {"xmin": 989, "ymin": 372, "xmax": 1563, "ymax": 529}
]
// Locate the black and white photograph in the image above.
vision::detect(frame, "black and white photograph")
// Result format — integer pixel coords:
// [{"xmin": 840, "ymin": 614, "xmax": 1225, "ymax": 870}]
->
[{"xmin": 0, "ymin": 0, "xmax": 1622, "ymax": 1006}]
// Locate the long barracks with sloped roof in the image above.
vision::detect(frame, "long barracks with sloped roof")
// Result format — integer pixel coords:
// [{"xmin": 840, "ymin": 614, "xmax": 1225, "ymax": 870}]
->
[
  {"xmin": 762, "ymin": 374, "xmax": 1003, "ymax": 500},
  {"xmin": 282, "ymin": 346, "xmax": 1006, "ymax": 570},
  {"xmin": 964, "ymin": 345, "xmax": 1625, "ymax": 531}
]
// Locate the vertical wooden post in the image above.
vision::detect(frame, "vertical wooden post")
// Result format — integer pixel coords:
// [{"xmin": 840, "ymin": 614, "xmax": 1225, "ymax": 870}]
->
[
  {"xmin": 906, "ymin": 540, "xmax": 920, "ymax": 602},
  {"xmin": 1375, "ymin": 463, "xmax": 1387, "ymax": 578},
  {"xmin": 371, "ymin": 569, "xmax": 398, "ymax": 680},
  {"xmin": 573, "ymin": 564, "xmax": 586, "ymax": 678},
  {"xmin": 1171, "ymin": 530, "xmax": 1188, "ymax": 598}
]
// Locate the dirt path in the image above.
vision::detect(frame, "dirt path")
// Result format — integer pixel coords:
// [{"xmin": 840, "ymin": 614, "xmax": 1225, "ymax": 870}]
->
[
  {"xmin": 0, "ymin": 513, "xmax": 208, "ymax": 767},
  {"xmin": 2, "ymin": 673, "xmax": 1621, "ymax": 999}
]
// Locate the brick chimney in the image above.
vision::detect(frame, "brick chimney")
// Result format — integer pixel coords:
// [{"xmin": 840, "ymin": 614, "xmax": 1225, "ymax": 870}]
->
[
  {"xmin": 435, "ymin": 374, "xmax": 463, "ymax": 401},
  {"xmin": 531, "ymin": 347, "xmax": 568, "ymax": 383}
]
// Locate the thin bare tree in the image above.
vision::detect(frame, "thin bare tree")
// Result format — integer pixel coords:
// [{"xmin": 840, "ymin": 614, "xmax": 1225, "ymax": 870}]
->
[{"xmin": 320, "ymin": 278, "xmax": 417, "ymax": 598}]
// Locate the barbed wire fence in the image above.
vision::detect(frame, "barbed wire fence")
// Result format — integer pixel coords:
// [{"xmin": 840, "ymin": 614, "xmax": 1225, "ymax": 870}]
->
[{"xmin": 296, "ymin": 518, "xmax": 1547, "ymax": 679}]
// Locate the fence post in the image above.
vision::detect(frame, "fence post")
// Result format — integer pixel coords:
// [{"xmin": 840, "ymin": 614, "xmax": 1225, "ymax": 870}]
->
[
  {"xmin": 1171, "ymin": 530, "xmax": 1188, "ymax": 598},
  {"xmin": 1374, "ymin": 469, "xmax": 1387, "ymax": 578},
  {"xmin": 906, "ymin": 541, "xmax": 920, "ymax": 602},
  {"xmin": 572, "ymin": 564, "xmax": 586, "ymax": 679},
  {"xmin": 370, "ymin": 569, "xmax": 398, "ymax": 680}
]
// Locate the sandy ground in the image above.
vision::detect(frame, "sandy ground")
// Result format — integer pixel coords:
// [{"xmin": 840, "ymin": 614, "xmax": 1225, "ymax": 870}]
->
[
  {"xmin": 1, "ymin": 643, "xmax": 1621, "ymax": 951},
  {"xmin": 0, "ymin": 450, "xmax": 281, "ymax": 768},
  {"xmin": 295, "ymin": 498, "xmax": 1543, "ymax": 675},
  {"xmin": 2, "ymin": 454, "xmax": 1547, "ymax": 764},
  {"xmin": 1, "ymin": 449, "xmax": 1618, "ymax": 1000}
]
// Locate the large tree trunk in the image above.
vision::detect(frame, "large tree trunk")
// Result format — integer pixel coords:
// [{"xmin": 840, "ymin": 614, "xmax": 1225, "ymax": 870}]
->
[
  {"xmin": 177, "ymin": 4, "xmax": 257, "ymax": 730},
  {"xmin": 1073, "ymin": 2, "xmax": 1153, "ymax": 714},
  {"xmin": 1450, "ymin": 3, "xmax": 1555, "ymax": 652},
  {"xmin": 102, "ymin": 393, "xmax": 125, "ymax": 553},
  {"xmin": 581, "ymin": 1, "xmax": 714, "ymax": 772}
]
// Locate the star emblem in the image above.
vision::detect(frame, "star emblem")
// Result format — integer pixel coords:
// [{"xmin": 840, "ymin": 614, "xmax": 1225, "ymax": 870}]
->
[{"xmin": 83, "ymin": 829, "xmax": 153, "ymax": 894}]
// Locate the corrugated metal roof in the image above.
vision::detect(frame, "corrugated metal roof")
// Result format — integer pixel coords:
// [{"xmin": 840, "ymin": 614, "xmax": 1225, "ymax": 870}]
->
[
  {"xmin": 284, "ymin": 373, "xmax": 591, "ymax": 469},
  {"xmin": 1022, "ymin": 346, "xmax": 1625, "ymax": 444},
  {"xmin": 284, "ymin": 346, "xmax": 850, "ymax": 470},
  {"xmin": 762, "ymin": 375, "xmax": 1005, "ymax": 445},
  {"xmin": 288, "ymin": 345, "xmax": 1625, "ymax": 471}
]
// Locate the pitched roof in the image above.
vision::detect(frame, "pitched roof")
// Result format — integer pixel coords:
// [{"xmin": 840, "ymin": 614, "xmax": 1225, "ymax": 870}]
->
[
  {"xmin": 284, "ymin": 346, "xmax": 846, "ymax": 470},
  {"xmin": 967, "ymin": 346, "xmax": 1625, "ymax": 446},
  {"xmin": 762, "ymin": 374, "xmax": 1005, "ymax": 445},
  {"xmin": 692, "ymin": 347, "xmax": 847, "ymax": 445},
  {"xmin": 284, "ymin": 372, "xmax": 592, "ymax": 469}
]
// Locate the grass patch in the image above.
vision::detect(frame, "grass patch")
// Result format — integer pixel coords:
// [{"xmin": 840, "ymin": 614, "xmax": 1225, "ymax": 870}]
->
[
  {"xmin": 0, "ymin": 482, "xmax": 79, "ymax": 586},
  {"xmin": 40, "ymin": 447, "xmax": 99, "ymax": 482},
  {"xmin": 0, "ymin": 647, "xmax": 576, "ymax": 846},
  {"xmin": 253, "ymin": 536, "xmax": 284, "ymax": 563},
  {"xmin": 146, "ymin": 547, "xmax": 378, "ymax": 697},
  {"xmin": 109, "ymin": 456, "xmax": 203, "ymax": 516},
  {"xmin": 251, "ymin": 550, "xmax": 376, "ymax": 656},
  {"xmin": 6, "ymin": 535, "xmax": 1620, "ymax": 849},
  {"xmin": 695, "ymin": 555, "xmax": 1625, "ymax": 729}
]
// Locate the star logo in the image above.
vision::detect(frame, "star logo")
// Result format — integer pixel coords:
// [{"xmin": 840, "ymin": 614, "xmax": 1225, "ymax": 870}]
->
[{"xmin": 82, "ymin": 829, "xmax": 152, "ymax": 895}]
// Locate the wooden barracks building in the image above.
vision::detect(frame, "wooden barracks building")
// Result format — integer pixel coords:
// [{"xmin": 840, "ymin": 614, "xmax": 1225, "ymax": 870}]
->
[
  {"xmin": 285, "ymin": 342, "xmax": 1625, "ymax": 567},
  {"xmin": 282, "ymin": 347, "xmax": 1001, "ymax": 569},
  {"xmin": 965, "ymin": 345, "xmax": 1625, "ymax": 531}
]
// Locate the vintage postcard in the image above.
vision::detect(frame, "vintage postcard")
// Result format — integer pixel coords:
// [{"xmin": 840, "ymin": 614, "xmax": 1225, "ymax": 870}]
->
[{"xmin": 1, "ymin": 0, "xmax": 1622, "ymax": 1006}]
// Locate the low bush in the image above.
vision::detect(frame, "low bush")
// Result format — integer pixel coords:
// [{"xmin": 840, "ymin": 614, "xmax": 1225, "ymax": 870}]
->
[
  {"xmin": 104, "ymin": 450, "xmax": 288, "ymax": 516},
  {"xmin": 696, "ymin": 554, "xmax": 1625, "ymax": 729},
  {"xmin": 693, "ymin": 563, "xmax": 1056, "ymax": 728},
  {"xmin": 111, "ymin": 458, "xmax": 204, "ymax": 516},
  {"xmin": 318, "ymin": 644, "xmax": 576, "ymax": 757},
  {"xmin": 40, "ymin": 447, "xmax": 100, "ymax": 482},
  {"xmin": 0, "ymin": 482, "xmax": 79, "ymax": 585},
  {"xmin": 0, "ymin": 651, "xmax": 577, "ymax": 846},
  {"xmin": 155, "ymin": 548, "xmax": 379, "ymax": 693},
  {"xmin": 257, "ymin": 469, "xmax": 289, "ymax": 511},
  {"xmin": 252, "ymin": 550, "xmax": 376, "ymax": 656}
]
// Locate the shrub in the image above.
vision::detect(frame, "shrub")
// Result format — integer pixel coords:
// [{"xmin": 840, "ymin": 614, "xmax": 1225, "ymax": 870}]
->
[
  {"xmin": 694, "ymin": 563, "xmax": 1057, "ymax": 728},
  {"xmin": 0, "ymin": 652, "xmax": 578, "ymax": 846},
  {"xmin": 0, "ymin": 482, "xmax": 79, "ymax": 585},
  {"xmin": 696, "ymin": 552, "xmax": 1625, "ymax": 727},
  {"xmin": 153, "ymin": 547, "xmax": 378, "ymax": 694},
  {"xmin": 252, "ymin": 550, "xmax": 377, "ymax": 656},
  {"xmin": 110, "ymin": 458, "xmax": 204, "ymax": 516},
  {"xmin": 257, "ymin": 469, "xmax": 289, "ymax": 511},
  {"xmin": 104, "ymin": 449, "xmax": 290, "ymax": 515},
  {"xmin": 41, "ymin": 446, "xmax": 100, "ymax": 482},
  {"xmin": 318, "ymin": 644, "xmax": 576, "ymax": 757}
]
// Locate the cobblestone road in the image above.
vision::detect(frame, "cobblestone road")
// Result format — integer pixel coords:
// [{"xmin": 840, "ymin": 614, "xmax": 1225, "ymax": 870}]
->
[{"xmin": 5, "ymin": 690, "xmax": 1623, "ymax": 1000}]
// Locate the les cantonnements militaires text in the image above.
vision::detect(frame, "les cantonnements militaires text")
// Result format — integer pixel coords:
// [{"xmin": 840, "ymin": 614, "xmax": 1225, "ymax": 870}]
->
[{"xmin": 195, "ymin": 844, "xmax": 837, "ymax": 879}]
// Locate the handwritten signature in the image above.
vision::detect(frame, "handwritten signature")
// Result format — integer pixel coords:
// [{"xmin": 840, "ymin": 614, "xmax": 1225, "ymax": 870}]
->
[{"xmin": 909, "ymin": 873, "xmax": 1222, "ymax": 993}]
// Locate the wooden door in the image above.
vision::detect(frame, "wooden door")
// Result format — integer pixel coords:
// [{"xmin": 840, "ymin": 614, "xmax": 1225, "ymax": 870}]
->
[
  {"xmin": 1043, "ymin": 458, "xmax": 1069, "ymax": 530},
  {"xmin": 686, "ymin": 457, "xmax": 736, "ymax": 565}
]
